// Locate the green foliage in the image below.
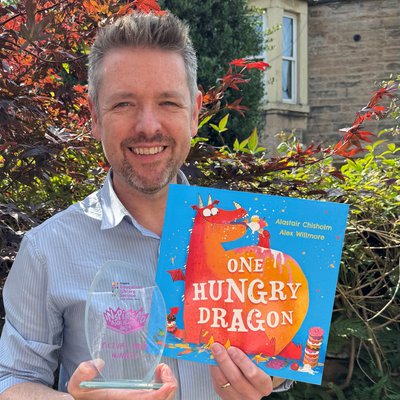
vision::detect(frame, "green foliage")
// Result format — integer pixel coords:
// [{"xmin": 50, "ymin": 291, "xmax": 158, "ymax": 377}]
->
[
  {"xmin": 233, "ymin": 128, "xmax": 266, "ymax": 154},
  {"xmin": 159, "ymin": 0, "xmax": 265, "ymax": 144}
]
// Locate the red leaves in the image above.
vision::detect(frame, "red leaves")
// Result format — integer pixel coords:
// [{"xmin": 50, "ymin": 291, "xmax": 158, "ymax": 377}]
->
[
  {"xmin": 98, "ymin": 160, "xmax": 110, "ymax": 172},
  {"xmin": 333, "ymin": 140, "xmax": 364, "ymax": 158},
  {"xmin": 226, "ymin": 98, "xmax": 249, "ymax": 117},
  {"xmin": 82, "ymin": 0, "xmax": 112, "ymax": 18},
  {"xmin": 221, "ymin": 67, "xmax": 250, "ymax": 91},
  {"xmin": 367, "ymin": 82, "xmax": 398, "ymax": 108},
  {"xmin": 201, "ymin": 87, "xmax": 223, "ymax": 106},
  {"xmin": 329, "ymin": 170, "xmax": 346, "ymax": 182},
  {"xmin": 229, "ymin": 58, "xmax": 270, "ymax": 71},
  {"xmin": 116, "ymin": 0, "xmax": 166, "ymax": 15},
  {"xmin": 333, "ymin": 81, "xmax": 398, "ymax": 159},
  {"xmin": 339, "ymin": 113, "xmax": 375, "ymax": 146},
  {"xmin": 1, "ymin": 0, "xmax": 165, "ymax": 131},
  {"xmin": 73, "ymin": 84, "xmax": 86, "ymax": 94},
  {"xmin": 335, "ymin": 115, "xmax": 374, "ymax": 157},
  {"xmin": 292, "ymin": 143, "xmax": 321, "ymax": 164},
  {"xmin": 1, "ymin": 0, "xmax": 167, "ymax": 192},
  {"xmin": 200, "ymin": 57, "xmax": 268, "ymax": 122},
  {"xmin": 131, "ymin": 0, "xmax": 166, "ymax": 15}
]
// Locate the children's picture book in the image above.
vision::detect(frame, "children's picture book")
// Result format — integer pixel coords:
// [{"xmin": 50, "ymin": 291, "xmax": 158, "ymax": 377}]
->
[{"xmin": 155, "ymin": 184, "xmax": 349, "ymax": 385}]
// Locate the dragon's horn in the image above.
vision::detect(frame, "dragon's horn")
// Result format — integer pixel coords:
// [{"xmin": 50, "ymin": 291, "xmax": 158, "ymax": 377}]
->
[
  {"xmin": 198, "ymin": 195, "xmax": 204, "ymax": 208},
  {"xmin": 208, "ymin": 195, "xmax": 212, "ymax": 205}
]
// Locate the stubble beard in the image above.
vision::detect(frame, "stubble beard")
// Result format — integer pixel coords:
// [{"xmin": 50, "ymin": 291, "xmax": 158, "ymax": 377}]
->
[
  {"xmin": 114, "ymin": 133, "xmax": 187, "ymax": 195},
  {"xmin": 120, "ymin": 157, "xmax": 178, "ymax": 195}
]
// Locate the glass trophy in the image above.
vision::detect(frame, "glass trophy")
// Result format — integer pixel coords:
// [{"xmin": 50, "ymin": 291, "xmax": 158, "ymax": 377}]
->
[{"xmin": 80, "ymin": 260, "xmax": 167, "ymax": 390}]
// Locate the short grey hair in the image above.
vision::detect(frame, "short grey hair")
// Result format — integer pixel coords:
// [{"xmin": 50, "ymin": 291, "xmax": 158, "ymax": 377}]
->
[{"xmin": 88, "ymin": 12, "xmax": 198, "ymax": 110}]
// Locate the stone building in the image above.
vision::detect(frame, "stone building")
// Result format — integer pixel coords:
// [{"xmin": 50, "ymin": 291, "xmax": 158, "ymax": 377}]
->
[{"xmin": 249, "ymin": 0, "xmax": 400, "ymax": 149}]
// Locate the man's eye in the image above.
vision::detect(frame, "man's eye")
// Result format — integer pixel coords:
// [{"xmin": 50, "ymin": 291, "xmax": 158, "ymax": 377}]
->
[
  {"xmin": 114, "ymin": 102, "xmax": 130, "ymax": 108},
  {"xmin": 162, "ymin": 101, "xmax": 179, "ymax": 107}
]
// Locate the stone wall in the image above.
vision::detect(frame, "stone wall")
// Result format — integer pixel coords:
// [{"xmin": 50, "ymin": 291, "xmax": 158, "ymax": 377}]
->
[{"xmin": 307, "ymin": 0, "xmax": 400, "ymax": 145}]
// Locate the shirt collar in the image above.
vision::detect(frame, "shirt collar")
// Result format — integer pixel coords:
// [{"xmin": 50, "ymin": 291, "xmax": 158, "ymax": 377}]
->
[{"xmin": 99, "ymin": 169, "xmax": 189, "ymax": 231}]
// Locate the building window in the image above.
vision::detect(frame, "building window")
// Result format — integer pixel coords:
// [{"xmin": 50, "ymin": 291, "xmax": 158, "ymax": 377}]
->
[
  {"xmin": 248, "ymin": 0, "xmax": 309, "ymax": 111},
  {"xmin": 248, "ymin": 0, "xmax": 309, "ymax": 147},
  {"xmin": 282, "ymin": 14, "xmax": 296, "ymax": 103}
]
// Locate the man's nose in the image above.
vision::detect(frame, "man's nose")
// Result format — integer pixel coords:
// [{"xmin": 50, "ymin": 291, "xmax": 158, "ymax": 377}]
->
[{"xmin": 134, "ymin": 105, "xmax": 162, "ymax": 135}]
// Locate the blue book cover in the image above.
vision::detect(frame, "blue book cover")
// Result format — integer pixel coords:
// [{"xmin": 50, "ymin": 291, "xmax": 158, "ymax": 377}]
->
[{"xmin": 155, "ymin": 184, "xmax": 349, "ymax": 385}]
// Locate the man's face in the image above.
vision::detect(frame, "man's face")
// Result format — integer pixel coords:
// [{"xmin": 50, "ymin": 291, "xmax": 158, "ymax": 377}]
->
[{"xmin": 90, "ymin": 47, "xmax": 202, "ymax": 195}]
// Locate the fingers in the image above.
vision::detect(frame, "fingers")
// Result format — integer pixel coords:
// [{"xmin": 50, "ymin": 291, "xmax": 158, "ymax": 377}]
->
[
  {"xmin": 68, "ymin": 359, "xmax": 104, "ymax": 394},
  {"xmin": 209, "ymin": 364, "xmax": 231, "ymax": 395},
  {"xmin": 158, "ymin": 363, "xmax": 177, "ymax": 385},
  {"xmin": 152, "ymin": 363, "xmax": 178, "ymax": 400},
  {"xmin": 155, "ymin": 363, "xmax": 164, "ymax": 382},
  {"xmin": 156, "ymin": 364, "xmax": 177, "ymax": 400},
  {"xmin": 67, "ymin": 361, "xmax": 177, "ymax": 400},
  {"xmin": 227, "ymin": 346, "xmax": 271, "ymax": 390},
  {"xmin": 209, "ymin": 364, "xmax": 227, "ymax": 386},
  {"xmin": 210, "ymin": 343, "xmax": 273, "ymax": 400}
]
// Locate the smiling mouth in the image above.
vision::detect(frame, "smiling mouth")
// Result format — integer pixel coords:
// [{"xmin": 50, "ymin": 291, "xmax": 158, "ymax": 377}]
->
[{"xmin": 129, "ymin": 146, "xmax": 165, "ymax": 155}]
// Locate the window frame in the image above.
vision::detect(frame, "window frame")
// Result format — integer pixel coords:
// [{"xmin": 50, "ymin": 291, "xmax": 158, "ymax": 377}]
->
[{"xmin": 282, "ymin": 12, "xmax": 297, "ymax": 104}]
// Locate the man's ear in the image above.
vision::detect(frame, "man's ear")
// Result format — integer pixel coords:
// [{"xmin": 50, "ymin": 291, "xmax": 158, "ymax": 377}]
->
[
  {"xmin": 88, "ymin": 97, "xmax": 101, "ymax": 141},
  {"xmin": 191, "ymin": 90, "xmax": 203, "ymax": 138}
]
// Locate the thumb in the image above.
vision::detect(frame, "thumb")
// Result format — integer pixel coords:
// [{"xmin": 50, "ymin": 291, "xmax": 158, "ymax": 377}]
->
[
  {"xmin": 68, "ymin": 359, "xmax": 104, "ymax": 392},
  {"xmin": 155, "ymin": 363, "xmax": 176, "ymax": 385},
  {"xmin": 154, "ymin": 363, "xmax": 177, "ymax": 400},
  {"xmin": 155, "ymin": 363, "xmax": 164, "ymax": 383}
]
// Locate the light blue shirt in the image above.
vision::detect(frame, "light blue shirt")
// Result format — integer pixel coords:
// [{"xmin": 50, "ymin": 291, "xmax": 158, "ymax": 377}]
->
[{"xmin": 0, "ymin": 171, "xmax": 292, "ymax": 398}]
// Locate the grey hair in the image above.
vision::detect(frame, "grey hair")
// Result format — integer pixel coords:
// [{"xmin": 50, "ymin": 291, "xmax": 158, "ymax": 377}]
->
[{"xmin": 88, "ymin": 12, "xmax": 198, "ymax": 110}]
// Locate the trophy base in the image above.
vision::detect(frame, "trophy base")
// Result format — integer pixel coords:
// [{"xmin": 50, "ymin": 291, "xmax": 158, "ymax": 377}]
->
[{"xmin": 80, "ymin": 380, "xmax": 163, "ymax": 390}]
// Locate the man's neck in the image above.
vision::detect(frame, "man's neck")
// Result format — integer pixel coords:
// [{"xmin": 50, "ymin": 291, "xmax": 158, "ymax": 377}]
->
[{"xmin": 112, "ymin": 178, "xmax": 172, "ymax": 237}]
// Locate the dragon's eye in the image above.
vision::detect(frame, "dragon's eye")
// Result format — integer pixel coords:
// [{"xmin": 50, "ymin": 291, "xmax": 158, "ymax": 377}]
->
[
  {"xmin": 211, "ymin": 207, "xmax": 219, "ymax": 216},
  {"xmin": 203, "ymin": 208, "xmax": 212, "ymax": 217}
]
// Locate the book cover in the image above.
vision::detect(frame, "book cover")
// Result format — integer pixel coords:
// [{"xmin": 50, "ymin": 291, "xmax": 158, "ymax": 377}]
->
[{"xmin": 155, "ymin": 184, "xmax": 349, "ymax": 385}]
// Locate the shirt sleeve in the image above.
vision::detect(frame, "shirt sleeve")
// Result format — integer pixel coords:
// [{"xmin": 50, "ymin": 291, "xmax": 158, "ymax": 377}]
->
[{"xmin": 0, "ymin": 233, "xmax": 63, "ymax": 393}]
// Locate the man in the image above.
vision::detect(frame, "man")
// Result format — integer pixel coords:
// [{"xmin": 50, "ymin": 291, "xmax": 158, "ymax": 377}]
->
[{"xmin": 0, "ymin": 12, "xmax": 291, "ymax": 399}]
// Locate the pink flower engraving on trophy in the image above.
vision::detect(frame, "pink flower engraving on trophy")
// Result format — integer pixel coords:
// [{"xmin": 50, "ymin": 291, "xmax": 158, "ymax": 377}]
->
[{"xmin": 103, "ymin": 307, "xmax": 149, "ymax": 334}]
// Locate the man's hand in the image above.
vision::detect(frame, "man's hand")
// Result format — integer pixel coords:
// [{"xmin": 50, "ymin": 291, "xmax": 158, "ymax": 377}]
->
[
  {"xmin": 210, "ymin": 343, "xmax": 273, "ymax": 400},
  {"xmin": 67, "ymin": 360, "xmax": 177, "ymax": 400}
]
